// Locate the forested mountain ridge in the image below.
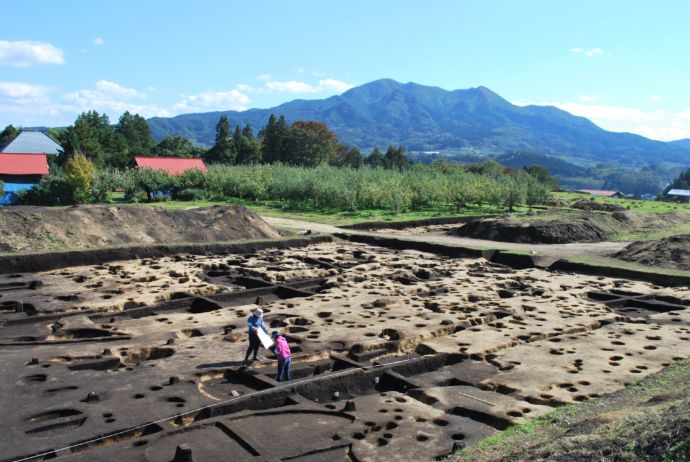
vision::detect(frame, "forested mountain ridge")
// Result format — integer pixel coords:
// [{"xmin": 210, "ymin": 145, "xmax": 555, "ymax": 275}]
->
[{"xmin": 148, "ymin": 79, "xmax": 690, "ymax": 166}]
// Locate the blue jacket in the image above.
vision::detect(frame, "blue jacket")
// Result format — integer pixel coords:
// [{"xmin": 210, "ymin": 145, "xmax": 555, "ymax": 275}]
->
[{"xmin": 247, "ymin": 314, "xmax": 268, "ymax": 335}]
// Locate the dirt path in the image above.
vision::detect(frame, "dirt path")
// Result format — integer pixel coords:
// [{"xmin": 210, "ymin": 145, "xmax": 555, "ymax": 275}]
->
[{"xmin": 262, "ymin": 216, "xmax": 628, "ymax": 258}]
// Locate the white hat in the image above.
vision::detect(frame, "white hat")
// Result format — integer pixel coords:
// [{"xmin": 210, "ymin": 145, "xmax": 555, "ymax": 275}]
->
[{"xmin": 255, "ymin": 308, "xmax": 264, "ymax": 318}]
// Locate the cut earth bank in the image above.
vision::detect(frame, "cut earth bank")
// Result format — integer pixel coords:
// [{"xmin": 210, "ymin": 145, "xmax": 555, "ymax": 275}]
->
[{"xmin": 0, "ymin": 205, "xmax": 280, "ymax": 253}]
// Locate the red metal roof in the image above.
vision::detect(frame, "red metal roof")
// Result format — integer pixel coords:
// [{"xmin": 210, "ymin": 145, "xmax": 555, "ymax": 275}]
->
[
  {"xmin": 0, "ymin": 153, "xmax": 49, "ymax": 175},
  {"xmin": 134, "ymin": 156, "xmax": 207, "ymax": 175}
]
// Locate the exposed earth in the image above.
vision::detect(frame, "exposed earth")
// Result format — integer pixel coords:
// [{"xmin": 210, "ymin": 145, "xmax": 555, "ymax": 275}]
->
[
  {"xmin": 1, "ymin": 205, "xmax": 689, "ymax": 462},
  {"xmin": 1, "ymin": 239, "xmax": 689, "ymax": 461},
  {"xmin": 447, "ymin": 218, "xmax": 608, "ymax": 244},
  {"xmin": 0, "ymin": 205, "xmax": 280, "ymax": 253},
  {"xmin": 613, "ymin": 234, "xmax": 690, "ymax": 271}
]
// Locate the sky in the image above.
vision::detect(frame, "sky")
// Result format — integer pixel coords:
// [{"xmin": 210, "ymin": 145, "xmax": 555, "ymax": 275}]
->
[{"xmin": 1, "ymin": 0, "xmax": 689, "ymax": 141}]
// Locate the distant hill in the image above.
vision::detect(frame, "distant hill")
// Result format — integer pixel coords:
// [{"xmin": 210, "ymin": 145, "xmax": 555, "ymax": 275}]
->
[
  {"xmin": 147, "ymin": 79, "xmax": 690, "ymax": 167},
  {"xmin": 670, "ymin": 139, "xmax": 690, "ymax": 150}
]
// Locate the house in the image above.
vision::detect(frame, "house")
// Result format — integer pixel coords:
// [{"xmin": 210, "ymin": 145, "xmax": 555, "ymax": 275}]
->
[
  {"xmin": 1, "ymin": 129, "xmax": 62, "ymax": 154},
  {"xmin": 667, "ymin": 189, "xmax": 690, "ymax": 203},
  {"xmin": 134, "ymin": 156, "xmax": 207, "ymax": 175},
  {"xmin": 577, "ymin": 189, "xmax": 625, "ymax": 198},
  {"xmin": 0, "ymin": 153, "xmax": 49, "ymax": 205}
]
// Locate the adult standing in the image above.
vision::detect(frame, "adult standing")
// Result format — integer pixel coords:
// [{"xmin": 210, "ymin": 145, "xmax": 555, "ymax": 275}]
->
[
  {"xmin": 243, "ymin": 308, "xmax": 268, "ymax": 365},
  {"xmin": 272, "ymin": 331, "xmax": 292, "ymax": 382}
]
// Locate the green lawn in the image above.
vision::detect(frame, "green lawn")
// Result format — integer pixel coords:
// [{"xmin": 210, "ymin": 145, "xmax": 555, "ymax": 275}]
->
[{"xmin": 554, "ymin": 191, "xmax": 690, "ymax": 214}]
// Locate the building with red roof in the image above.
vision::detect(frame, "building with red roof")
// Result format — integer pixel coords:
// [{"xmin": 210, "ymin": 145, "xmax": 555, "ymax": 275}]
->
[
  {"xmin": 134, "ymin": 156, "xmax": 207, "ymax": 175},
  {"xmin": 0, "ymin": 153, "xmax": 50, "ymax": 205},
  {"xmin": 578, "ymin": 189, "xmax": 625, "ymax": 198}
]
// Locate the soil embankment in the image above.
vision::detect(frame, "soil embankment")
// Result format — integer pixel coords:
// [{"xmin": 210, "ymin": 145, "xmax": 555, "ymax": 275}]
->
[
  {"xmin": 449, "ymin": 218, "xmax": 608, "ymax": 244},
  {"xmin": 613, "ymin": 234, "xmax": 690, "ymax": 270},
  {"xmin": 0, "ymin": 205, "xmax": 281, "ymax": 253}
]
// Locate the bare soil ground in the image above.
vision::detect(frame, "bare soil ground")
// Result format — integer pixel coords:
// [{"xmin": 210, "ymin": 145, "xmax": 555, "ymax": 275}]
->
[
  {"xmin": 0, "ymin": 205, "xmax": 280, "ymax": 253},
  {"xmin": 454, "ymin": 357, "xmax": 690, "ymax": 462},
  {"xmin": 448, "ymin": 218, "xmax": 608, "ymax": 244},
  {"xmin": 1, "ymin": 241, "xmax": 689, "ymax": 461},
  {"xmin": 613, "ymin": 235, "xmax": 690, "ymax": 271}
]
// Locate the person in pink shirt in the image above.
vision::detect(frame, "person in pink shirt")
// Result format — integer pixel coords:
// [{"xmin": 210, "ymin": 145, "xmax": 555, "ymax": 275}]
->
[{"xmin": 271, "ymin": 331, "xmax": 292, "ymax": 382}]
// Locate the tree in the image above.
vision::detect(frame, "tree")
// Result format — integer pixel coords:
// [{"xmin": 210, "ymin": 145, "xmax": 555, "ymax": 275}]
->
[
  {"xmin": 205, "ymin": 116, "xmax": 236, "ymax": 164},
  {"xmin": 236, "ymin": 125, "xmax": 262, "ymax": 164},
  {"xmin": 383, "ymin": 145, "xmax": 410, "ymax": 170},
  {"xmin": 0, "ymin": 124, "xmax": 20, "ymax": 150},
  {"xmin": 332, "ymin": 144, "xmax": 363, "ymax": 168},
  {"xmin": 116, "ymin": 112, "xmax": 156, "ymax": 157},
  {"xmin": 365, "ymin": 148, "xmax": 386, "ymax": 168},
  {"xmin": 152, "ymin": 136, "xmax": 204, "ymax": 158},
  {"xmin": 260, "ymin": 114, "xmax": 291, "ymax": 163},
  {"xmin": 286, "ymin": 121, "xmax": 339, "ymax": 167},
  {"xmin": 64, "ymin": 152, "xmax": 95, "ymax": 203},
  {"xmin": 58, "ymin": 111, "xmax": 129, "ymax": 168},
  {"xmin": 524, "ymin": 164, "xmax": 559, "ymax": 190}
]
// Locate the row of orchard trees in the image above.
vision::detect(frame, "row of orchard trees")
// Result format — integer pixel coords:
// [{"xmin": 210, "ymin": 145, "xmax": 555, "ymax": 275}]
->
[{"xmin": 19, "ymin": 161, "xmax": 552, "ymax": 213}]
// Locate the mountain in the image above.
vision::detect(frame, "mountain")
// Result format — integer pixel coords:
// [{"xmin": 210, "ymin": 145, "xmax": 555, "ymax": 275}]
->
[
  {"xmin": 147, "ymin": 79, "xmax": 690, "ymax": 166},
  {"xmin": 671, "ymin": 139, "xmax": 690, "ymax": 150}
]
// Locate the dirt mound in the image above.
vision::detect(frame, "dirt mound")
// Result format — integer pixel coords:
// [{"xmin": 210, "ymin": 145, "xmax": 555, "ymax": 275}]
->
[
  {"xmin": 613, "ymin": 234, "xmax": 690, "ymax": 270},
  {"xmin": 449, "ymin": 218, "xmax": 608, "ymax": 244},
  {"xmin": 0, "ymin": 205, "xmax": 280, "ymax": 253},
  {"xmin": 572, "ymin": 199, "xmax": 625, "ymax": 212}
]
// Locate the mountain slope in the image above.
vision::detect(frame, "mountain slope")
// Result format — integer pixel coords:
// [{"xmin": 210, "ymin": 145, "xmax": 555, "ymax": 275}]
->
[{"xmin": 148, "ymin": 79, "xmax": 690, "ymax": 166}]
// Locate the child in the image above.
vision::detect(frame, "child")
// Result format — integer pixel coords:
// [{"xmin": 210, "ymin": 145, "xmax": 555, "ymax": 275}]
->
[{"xmin": 272, "ymin": 331, "xmax": 292, "ymax": 382}]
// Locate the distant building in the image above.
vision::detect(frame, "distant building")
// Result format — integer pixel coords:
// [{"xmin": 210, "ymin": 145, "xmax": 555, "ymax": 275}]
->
[
  {"xmin": 1, "ymin": 129, "xmax": 62, "ymax": 154},
  {"xmin": 578, "ymin": 189, "xmax": 625, "ymax": 198},
  {"xmin": 0, "ymin": 153, "xmax": 49, "ymax": 205},
  {"xmin": 667, "ymin": 189, "xmax": 690, "ymax": 203},
  {"xmin": 134, "ymin": 156, "xmax": 207, "ymax": 175}
]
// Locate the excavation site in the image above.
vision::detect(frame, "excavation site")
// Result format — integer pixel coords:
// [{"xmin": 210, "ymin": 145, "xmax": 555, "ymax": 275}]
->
[{"xmin": 1, "ymin": 216, "xmax": 690, "ymax": 461}]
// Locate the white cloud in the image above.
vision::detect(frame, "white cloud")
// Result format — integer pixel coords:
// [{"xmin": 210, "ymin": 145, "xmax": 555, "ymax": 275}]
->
[
  {"xmin": 295, "ymin": 67, "xmax": 306, "ymax": 73},
  {"xmin": 318, "ymin": 78, "xmax": 354, "ymax": 92},
  {"xmin": 571, "ymin": 47, "xmax": 606, "ymax": 57},
  {"xmin": 93, "ymin": 37, "xmax": 105, "ymax": 46},
  {"xmin": 0, "ymin": 82, "xmax": 51, "ymax": 102},
  {"xmin": 650, "ymin": 95, "xmax": 661, "ymax": 103},
  {"xmin": 265, "ymin": 80, "xmax": 320, "ymax": 93},
  {"xmin": 265, "ymin": 79, "xmax": 354, "ymax": 94},
  {"xmin": 256, "ymin": 73, "xmax": 271, "ymax": 81},
  {"xmin": 579, "ymin": 95, "xmax": 596, "ymax": 102},
  {"xmin": 514, "ymin": 99, "xmax": 690, "ymax": 141},
  {"xmin": 0, "ymin": 40, "xmax": 64, "ymax": 67},
  {"xmin": 172, "ymin": 88, "xmax": 251, "ymax": 113},
  {"xmin": 63, "ymin": 81, "xmax": 169, "ymax": 118}
]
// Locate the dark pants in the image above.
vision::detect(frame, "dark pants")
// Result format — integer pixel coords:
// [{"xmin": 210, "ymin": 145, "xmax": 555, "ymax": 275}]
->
[
  {"xmin": 276, "ymin": 356, "xmax": 292, "ymax": 382},
  {"xmin": 244, "ymin": 332, "xmax": 260, "ymax": 362}
]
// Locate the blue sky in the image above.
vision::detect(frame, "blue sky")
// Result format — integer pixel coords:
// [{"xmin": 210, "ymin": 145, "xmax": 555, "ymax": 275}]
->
[{"xmin": 1, "ymin": 0, "xmax": 689, "ymax": 140}]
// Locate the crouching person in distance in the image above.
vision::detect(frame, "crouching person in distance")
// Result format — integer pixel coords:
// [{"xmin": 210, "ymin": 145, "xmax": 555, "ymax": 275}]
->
[
  {"xmin": 272, "ymin": 331, "xmax": 292, "ymax": 382},
  {"xmin": 243, "ymin": 308, "xmax": 268, "ymax": 366}
]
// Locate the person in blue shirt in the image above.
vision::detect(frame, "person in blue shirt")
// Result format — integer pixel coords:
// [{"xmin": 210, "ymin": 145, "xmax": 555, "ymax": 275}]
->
[{"xmin": 242, "ymin": 308, "xmax": 269, "ymax": 365}]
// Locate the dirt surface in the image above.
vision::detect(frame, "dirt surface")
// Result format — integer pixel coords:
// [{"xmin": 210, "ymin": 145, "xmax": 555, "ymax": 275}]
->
[
  {"xmin": 0, "ymin": 205, "xmax": 280, "ymax": 253},
  {"xmin": 263, "ymin": 216, "xmax": 627, "ymax": 258},
  {"xmin": 613, "ymin": 235, "xmax": 690, "ymax": 270},
  {"xmin": 455, "ymin": 358, "xmax": 690, "ymax": 462},
  {"xmin": 447, "ymin": 218, "xmax": 608, "ymax": 244},
  {"xmin": 571, "ymin": 199, "xmax": 625, "ymax": 212},
  {"xmin": 1, "ymin": 241, "xmax": 689, "ymax": 461}
]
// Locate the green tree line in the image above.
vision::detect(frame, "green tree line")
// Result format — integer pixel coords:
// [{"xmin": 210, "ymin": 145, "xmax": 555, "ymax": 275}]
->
[{"xmin": 16, "ymin": 162, "xmax": 552, "ymax": 213}]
